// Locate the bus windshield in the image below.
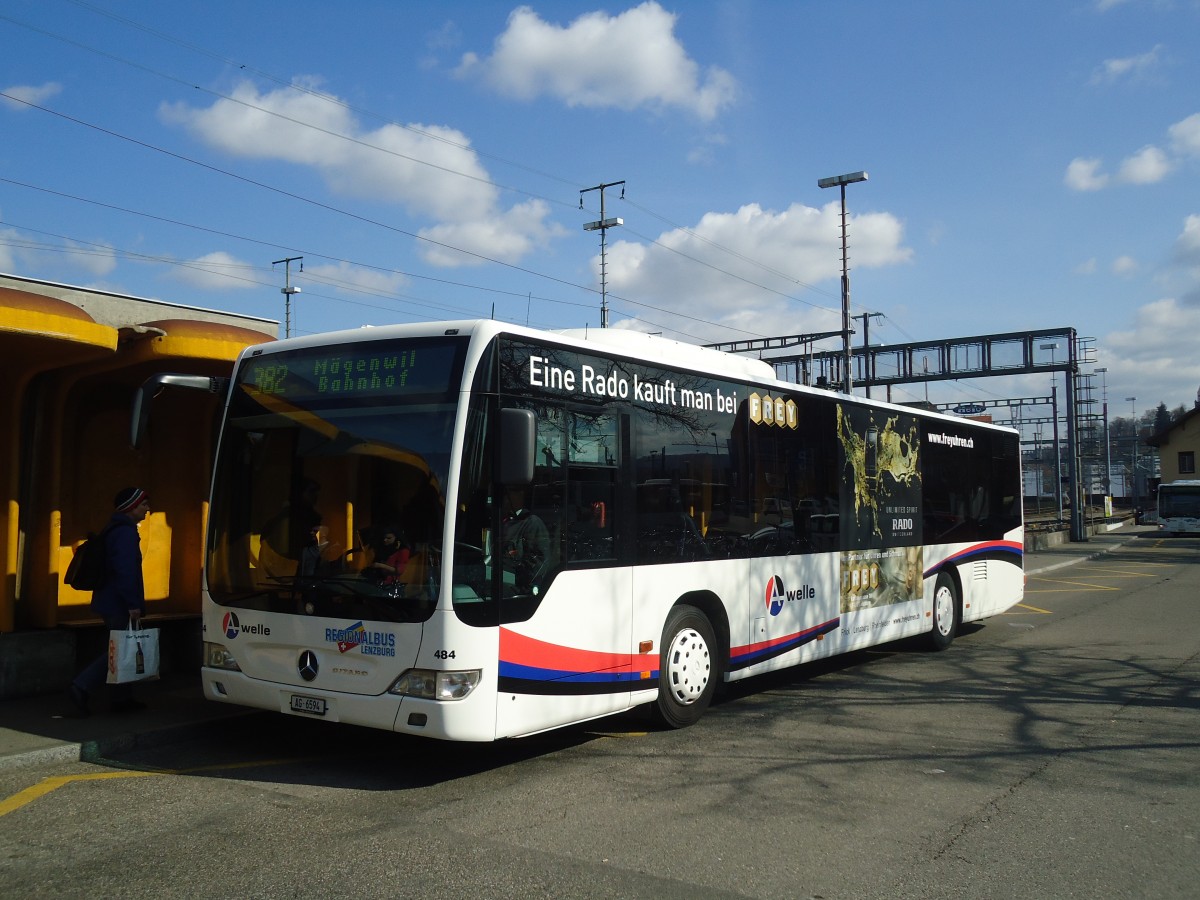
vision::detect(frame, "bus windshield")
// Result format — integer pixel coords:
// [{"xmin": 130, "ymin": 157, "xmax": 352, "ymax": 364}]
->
[{"xmin": 206, "ymin": 336, "xmax": 468, "ymax": 624}]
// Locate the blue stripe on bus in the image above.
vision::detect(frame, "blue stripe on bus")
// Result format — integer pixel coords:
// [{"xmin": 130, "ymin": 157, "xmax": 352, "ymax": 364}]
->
[
  {"xmin": 497, "ymin": 666, "xmax": 654, "ymax": 695},
  {"xmin": 498, "ymin": 661, "xmax": 656, "ymax": 684},
  {"xmin": 728, "ymin": 617, "xmax": 841, "ymax": 671},
  {"xmin": 924, "ymin": 540, "xmax": 1023, "ymax": 579}
]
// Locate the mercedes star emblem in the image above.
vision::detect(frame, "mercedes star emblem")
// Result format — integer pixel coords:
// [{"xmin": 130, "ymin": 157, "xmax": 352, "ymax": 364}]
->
[{"xmin": 298, "ymin": 650, "xmax": 319, "ymax": 682}]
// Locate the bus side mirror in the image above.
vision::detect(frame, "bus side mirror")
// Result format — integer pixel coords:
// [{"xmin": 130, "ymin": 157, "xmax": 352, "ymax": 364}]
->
[
  {"xmin": 499, "ymin": 408, "xmax": 535, "ymax": 485},
  {"xmin": 131, "ymin": 373, "xmax": 230, "ymax": 448}
]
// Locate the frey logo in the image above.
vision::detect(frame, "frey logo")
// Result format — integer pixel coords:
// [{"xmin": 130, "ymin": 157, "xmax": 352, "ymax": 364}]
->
[
  {"xmin": 221, "ymin": 610, "xmax": 270, "ymax": 640},
  {"xmin": 764, "ymin": 576, "xmax": 815, "ymax": 617}
]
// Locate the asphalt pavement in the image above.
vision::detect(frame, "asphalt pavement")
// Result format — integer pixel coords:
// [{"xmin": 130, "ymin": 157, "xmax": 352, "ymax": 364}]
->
[{"xmin": 0, "ymin": 524, "xmax": 1157, "ymax": 769}]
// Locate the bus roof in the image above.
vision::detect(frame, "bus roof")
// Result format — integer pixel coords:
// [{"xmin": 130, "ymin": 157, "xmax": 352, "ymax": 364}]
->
[{"xmin": 239, "ymin": 318, "xmax": 1018, "ymax": 436}]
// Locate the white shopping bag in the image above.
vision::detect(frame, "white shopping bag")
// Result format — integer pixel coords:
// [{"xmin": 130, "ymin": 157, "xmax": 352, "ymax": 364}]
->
[{"xmin": 107, "ymin": 621, "xmax": 161, "ymax": 684}]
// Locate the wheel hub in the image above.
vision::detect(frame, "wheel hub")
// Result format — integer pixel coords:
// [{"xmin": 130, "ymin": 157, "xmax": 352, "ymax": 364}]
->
[
  {"xmin": 666, "ymin": 627, "xmax": 711, "ymax": 705},
  {"xmin": 935, "ymin": 586, "xmax": 954, "ymax": 636}
]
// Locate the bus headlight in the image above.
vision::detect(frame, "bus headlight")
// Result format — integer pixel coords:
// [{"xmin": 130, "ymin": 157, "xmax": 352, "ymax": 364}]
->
[
  {"xmin": 203, "ymin": 642, "xmax": 241, "ymax": 671},
  {"xmin": 389, "ymin": 669, "xmax": 481, "ymax": 701}
]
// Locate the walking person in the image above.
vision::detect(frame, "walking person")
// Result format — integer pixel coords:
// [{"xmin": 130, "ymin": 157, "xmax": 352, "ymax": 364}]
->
[{"xmin": 67, "ymin": 487, "xmax": 151, "ymax": 716}]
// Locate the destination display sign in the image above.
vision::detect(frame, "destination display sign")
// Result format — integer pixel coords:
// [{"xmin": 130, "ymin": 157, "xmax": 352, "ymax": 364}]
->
[{"xmin": 240, "ymin": 337, "xmax": 466, "ymax": 403}]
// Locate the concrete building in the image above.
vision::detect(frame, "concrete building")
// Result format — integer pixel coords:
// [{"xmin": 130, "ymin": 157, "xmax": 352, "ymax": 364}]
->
[{"xmin": 1147, "ymin": 404, "xmax": 1200, "ymax": 484}]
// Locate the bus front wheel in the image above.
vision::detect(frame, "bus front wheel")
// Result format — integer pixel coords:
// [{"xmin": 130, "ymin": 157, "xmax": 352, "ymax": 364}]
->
[
  {"xmin": 653, "ymin": 605, "xmax": 718, "ymax": 728},
  {"xmin": 926, "ymin": 572, "xmax": 959, "ymax": 651}
]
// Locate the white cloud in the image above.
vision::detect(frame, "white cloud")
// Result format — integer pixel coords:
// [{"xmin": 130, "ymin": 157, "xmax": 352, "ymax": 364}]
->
[
  {"xmin": 1069, "ymin": 112, "xmax": 1200, "ymax": 192},
  {"xmin": 64, "ymin": 240, "xmax": 117, "ymax": 277},
  {"xmin": 302, "ymin": 261, "xmax": 408, "ymax": 297},
  {"xmin": 425, "ymin": 21, "xmax": 462, "ymax": 53},
  {"xmin": 161, "ymin": 79, "xmax": 558, "ymax": 265},
  {"xmin": 456, "ymin": 2, "xmax": 737, "ymax": 120},
  {"xmin": 1175, "ymin": 214, "xmax": 1200, "ymax": 266},
  {"xmin": 603, "ymin": 201, "xmax": 910, "ymax": 340},
  {"xmin": 0, "ymin": 225, "xmax": 20, "ymax": 272},
  {"xmin": 687, "ymin": 133, "xmax": 729, "ymax": 166},
  {"xmin": 1094, "ymin": 230, "xmax": 1200, "ymax": 410},
  {"xmin": 1075, "ymin": 258, "xmax": 1098, "ymax": 275},
  {"xmin": 1159, "ymin": 216, "xmax": 1200, "ymax": 311},
  {"xmin": 1089, "ymin": 44, "xmax": 1164, "ymax": 85},
  {"xmin": 1065, "ymin": 157, "xmax": 1109, "ymax": 191},
  {"xmin": 0, "ymin": 220, "xmax": 115, "ymax": 276},
  {"xmin": 419, "ymin": 199, "xmax": 563, "ymax": 267},
  {"xmin": 1117, "ymin": 145, "xmax": 1171, "ymax": 184},
  {"xmin": 172, "ymin": 251, "xmax": 256, "ymax": 289},
  {"xmin": 0, "ymin": 81, "xmax": 62, "ymax": 110},
  {"xmin": 1112, "ymin": 255, "xmax": 1139, "ymax": 276},
  {"xmin": 1102, "ymin": 297, "xmax": 1200, "ymax": 408},
  {"xmin": 1168, "ymin": 112, "xmax": 1200, "ymax": 157}
]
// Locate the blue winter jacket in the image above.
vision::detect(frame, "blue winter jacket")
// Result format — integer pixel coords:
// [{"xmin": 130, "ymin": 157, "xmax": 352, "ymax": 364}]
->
[{"xmin": 89, "ymin": 513, "xmax": 146, "ymax": 620}]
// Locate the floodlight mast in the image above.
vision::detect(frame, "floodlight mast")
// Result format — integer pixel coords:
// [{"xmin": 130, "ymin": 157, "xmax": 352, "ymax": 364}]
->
[
  {"xmin": 817, "ymin": 171, "xmax": 868, "ymax": 393},
  {"xmin": 273, "ymin": 256, "xmax": 303, "ymax": 338},
  {"xmin": 580, "ymin": 180, "xmax": 625, "ymax": 328},
  {"xmin": 1095, "ymin": 367, "xmax": 1111, "ymax": 495}
]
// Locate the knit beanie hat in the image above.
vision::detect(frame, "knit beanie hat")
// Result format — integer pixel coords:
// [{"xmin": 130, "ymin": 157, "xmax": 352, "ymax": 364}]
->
[{"xmin": 114, "ymin": 487, "xmax": 149, "ymax": 514}]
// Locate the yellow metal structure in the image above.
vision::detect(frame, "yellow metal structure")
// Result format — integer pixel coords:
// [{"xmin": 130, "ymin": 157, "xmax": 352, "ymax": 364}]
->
[{"xmin": 0, "ymin": 282, "xmax": 275, "ymax": 633}]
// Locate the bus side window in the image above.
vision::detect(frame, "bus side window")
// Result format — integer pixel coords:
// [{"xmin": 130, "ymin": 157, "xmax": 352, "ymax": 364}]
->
[{"xmin": 566, "ymin": 479, "xmax": 615, "ymax": 562}]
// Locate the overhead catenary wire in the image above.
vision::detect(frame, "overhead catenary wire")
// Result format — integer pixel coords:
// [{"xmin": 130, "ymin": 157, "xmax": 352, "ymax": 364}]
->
[{"xmin": 0, "ymin": 6, "xmax": 872, "ymax": 341}]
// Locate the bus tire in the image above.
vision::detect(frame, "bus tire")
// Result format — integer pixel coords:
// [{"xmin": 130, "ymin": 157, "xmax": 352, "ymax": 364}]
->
[
  {"xmin": 653, "ymin": 605, "xmax": 718, "ymax": 728},
  {"xmin": 926, "ymin": 571, "xmax": 959, "ymax": 651}
]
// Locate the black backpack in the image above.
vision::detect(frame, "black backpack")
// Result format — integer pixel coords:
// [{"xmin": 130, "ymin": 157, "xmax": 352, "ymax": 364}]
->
[{"xmin": 65, "ymin": 525, "xmax": 111, "ymax": 591}]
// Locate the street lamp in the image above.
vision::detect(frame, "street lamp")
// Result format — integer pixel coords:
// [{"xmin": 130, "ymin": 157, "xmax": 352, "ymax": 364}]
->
[
  {"xmin": 1095, "ymin": 367, "xmax": 1111, "ymax": 501},
  {"xmin": 1033, "ymin": 425, "xmax": 1043, "ymax": 514},
  {"xmin": 273, "ymin": 255, "xmax": 303, "ymax": 338},
  {"xmin": 1126, "ymin": 396, "xmax": 1138, "ymax": 515},
  {"xmin": 818, "ymin": 170, "xmax": 868, "ymax": 394},
  {"xmin": 1041, "ymin": 343, "xmax": 1062, "ymax": 522},
  {"xmin": 1041, "ymin": 343, "xmax": 1060, "ymax": 372},
  {"xmin": 581, "ymin": 181, "xmax": 625, "ymax": 328}
]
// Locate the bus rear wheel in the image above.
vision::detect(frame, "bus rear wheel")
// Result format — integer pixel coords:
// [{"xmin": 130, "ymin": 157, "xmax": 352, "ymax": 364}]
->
[
  {"xmin": 926, "ymin": 572, "xmax": 959, "ymax": 651},
  {"xmin": 653, "ymin": 605, "xmax": 718, "ymax": 728}
]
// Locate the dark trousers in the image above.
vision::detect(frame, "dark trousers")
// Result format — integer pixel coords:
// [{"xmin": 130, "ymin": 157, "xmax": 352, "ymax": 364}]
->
[{"xmin": 72, "ymin": 613, "xmax": 138, "ymax": 704}]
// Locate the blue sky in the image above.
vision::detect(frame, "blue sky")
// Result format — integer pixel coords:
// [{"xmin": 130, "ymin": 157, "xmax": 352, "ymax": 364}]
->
[{"xmin": 2, "ymin": 0, "xmax": 1199, "ymax": 420}]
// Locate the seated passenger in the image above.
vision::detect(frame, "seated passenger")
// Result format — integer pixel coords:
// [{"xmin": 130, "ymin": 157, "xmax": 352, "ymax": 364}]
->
[
  {"xmin": 300, "ymin": 524, "xmax": 343, "ymax": 577},
  {"xmin": 502, "ymin": 489, "xmax": 550, "ymax": 590},
  {"xmin": 365, "ymin": 525, "xmax": 411, "ymax": 592}
]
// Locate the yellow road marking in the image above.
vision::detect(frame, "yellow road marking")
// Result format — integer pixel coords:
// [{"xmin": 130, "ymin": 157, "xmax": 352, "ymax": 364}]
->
[
  {"xmin": 1065, "ymin": 574, "xmax": 1151, "ymax": 581},
  {"xmin": 0, "ymin": 756, "xmax": 324, "ymax": 818},
  {"xmin": 1027, "ymin": 576, "xmax": 1119, "ymax": 591},
  {"xmin": 1013, "ymin": 602, "xmax": 1052, "ymax": 614},
  {"xmin": 0, "ymin": 770, "xmax": 162, "ymax": 817}
]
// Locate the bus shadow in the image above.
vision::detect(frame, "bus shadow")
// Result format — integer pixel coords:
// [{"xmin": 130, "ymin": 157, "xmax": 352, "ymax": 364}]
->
[{"xmin": 94, "ymin": 709, "xmax": 619, "ymax": 790}]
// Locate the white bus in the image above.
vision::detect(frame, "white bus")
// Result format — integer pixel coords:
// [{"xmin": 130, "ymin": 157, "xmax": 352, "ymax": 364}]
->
[
  {"xmin": 183, "ymin": 319, "xmax": 1023, "ymax": 740},
  {"xmin": 1157, "ymin": 480, "xmax": 1200, "ymax": 535}
]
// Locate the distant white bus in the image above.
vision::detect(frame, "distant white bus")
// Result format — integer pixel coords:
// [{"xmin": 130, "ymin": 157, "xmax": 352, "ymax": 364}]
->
[
  {"xmin": 1157, "ymin": 481, "xmax": 1200, "ymax": 535},
  {"xmin": 163, "ymin": 319, "xmax": 1024, "ymax": 740}
]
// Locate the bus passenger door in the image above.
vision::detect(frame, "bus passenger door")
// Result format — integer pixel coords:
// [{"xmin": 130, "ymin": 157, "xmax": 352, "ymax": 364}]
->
[{"xmin": 496, "ymin": 406, "xmax": 633, "ymax": 736}]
